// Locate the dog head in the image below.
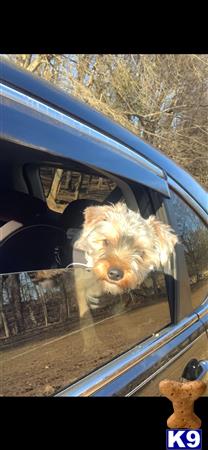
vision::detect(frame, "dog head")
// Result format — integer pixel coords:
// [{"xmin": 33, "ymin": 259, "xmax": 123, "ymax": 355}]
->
[{"xmin": 74, "ymin": 202, "xmax": 178, "ymax": 295}]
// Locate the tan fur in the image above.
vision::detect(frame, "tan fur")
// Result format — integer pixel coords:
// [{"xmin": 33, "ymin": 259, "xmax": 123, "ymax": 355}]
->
[
  {"xmin": 31, "ymin": 202, "xmax": 178, "ymax": 349},
  {"xmin": 73, "ymin": 202, "xmax": 178, "ymax": 317}
]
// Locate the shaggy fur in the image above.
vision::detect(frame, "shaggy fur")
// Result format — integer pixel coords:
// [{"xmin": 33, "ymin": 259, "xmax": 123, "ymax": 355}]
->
[
  {"xmin": 74, "ymin": 202, "xmax": 178, "ymax": 301},
  {"xmin": 33, "ymin": 202, "xmax": 178, "ymax": 321}
]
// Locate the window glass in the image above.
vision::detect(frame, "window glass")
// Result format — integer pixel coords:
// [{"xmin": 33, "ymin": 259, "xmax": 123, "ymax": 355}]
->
[
  {"xmin": 170, "ymin": 190, "xmax": 208, "ymax": 309},
  {"xmin": 40, "ymin": 167, "xmax": 117, "ymax": 212},
  {"xmin": 0, "ymin": 267, "xmax": 170, "ymax": 396},
  {"xmin": 0, "ymin": 165, "xmax": 173, "ymax": 395},
  {"xmin": 39, "ymin": 167, "xmax": 55, "ymax": 197}
]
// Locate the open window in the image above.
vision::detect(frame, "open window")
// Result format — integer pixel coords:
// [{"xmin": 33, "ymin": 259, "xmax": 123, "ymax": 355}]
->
[
  {"xmin": 39, "ymin": 167, "xmax": 118, "ymax": 212},
  {"xmin": 0, "ymin": 163, "xmax": 173, "ymax": 396}
]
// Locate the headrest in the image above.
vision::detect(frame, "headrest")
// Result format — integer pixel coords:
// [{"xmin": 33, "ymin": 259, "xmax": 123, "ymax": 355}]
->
[
  {"xmin": 61, "ymin": 199, "xmax": 101, "ymax": 230},
  {"xmin": 0, "ymin": 191, "xmax": 47, "ymax": 223}
]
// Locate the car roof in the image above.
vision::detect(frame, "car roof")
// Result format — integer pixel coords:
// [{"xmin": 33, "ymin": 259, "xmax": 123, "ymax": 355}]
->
[{"xmin": 1, "ymin": 58, "xmax": 207, "ymax": 213}]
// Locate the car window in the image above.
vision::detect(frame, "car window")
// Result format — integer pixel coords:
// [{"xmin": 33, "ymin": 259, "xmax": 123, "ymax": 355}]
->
[
  {"xmin": 0, "ymin": 267, "xmax": 170, "ymax": 397},
  {"xmin": 0, "ymin": 169, "xmax": 173, "ymax": 396},
  {"xmin": 39, "ymin": 167, "xmax": 117, "ymax": 212},
  {"xmin": 169, "ymin": 190, "xmax": 208, "ymax": 309}
]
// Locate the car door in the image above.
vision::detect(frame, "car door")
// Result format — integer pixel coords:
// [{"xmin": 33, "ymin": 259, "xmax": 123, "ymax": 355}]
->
[
  {"xmin": 0, "ymin": 80, "xmax": 174, "ymax": 396},
  {"xmin": 0, "ymin": 163, "xmax": 174, "ymax": 397},
  {"xmin": 129, "ymin": 186, "xmax": 208, "ymax": 396},
  {"xmin": 55, "ymin": 183, "xmax": 207, "ymax": 397}
]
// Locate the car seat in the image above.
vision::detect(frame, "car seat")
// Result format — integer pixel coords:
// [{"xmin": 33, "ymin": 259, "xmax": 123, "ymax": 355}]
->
[
  {"xmin": 0, "ymin": 223, "xmax": 67, "ymax": 274},
  {"xmin": 0, "ymin": 191, "xmax": 66, "ymax": 274}
]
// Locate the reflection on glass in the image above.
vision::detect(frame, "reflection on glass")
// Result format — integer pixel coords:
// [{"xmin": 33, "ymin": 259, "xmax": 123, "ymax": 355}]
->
[
  {"xmin": 39, "ymin": 167, "xmax": 117, "ymax": 213},
  {"xmin": 0, "ymin": 267, "xmax": 170, "ymax": 396},
  {"xmin": 170, "ymin": 190, "xmax": 208, "ymax": 308}
]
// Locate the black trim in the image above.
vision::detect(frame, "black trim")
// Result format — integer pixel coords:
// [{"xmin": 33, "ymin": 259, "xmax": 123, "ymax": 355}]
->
[{"xmin": 163, "ymin": 194, "xmax": 193, "ymax": 322}]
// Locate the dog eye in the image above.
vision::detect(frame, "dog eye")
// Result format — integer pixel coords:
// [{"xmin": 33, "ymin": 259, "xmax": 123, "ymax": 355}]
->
[{"xmin": 103, "ymin": 239, "xmax": 110, "ymax": 246}]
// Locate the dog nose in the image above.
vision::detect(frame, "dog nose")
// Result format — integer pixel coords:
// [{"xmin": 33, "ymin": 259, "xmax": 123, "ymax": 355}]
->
[{"xmin": 108, "ymin": 267, "xmax": 124, "ymax": 281}]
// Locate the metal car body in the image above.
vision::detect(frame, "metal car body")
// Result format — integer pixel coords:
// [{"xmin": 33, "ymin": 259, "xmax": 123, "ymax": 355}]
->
[{"xmin": 0, "ymin": 58, "xmax": 207, "ymax": 397}]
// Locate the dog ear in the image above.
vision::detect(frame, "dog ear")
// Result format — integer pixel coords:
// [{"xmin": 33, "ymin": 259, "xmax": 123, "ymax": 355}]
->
[
  {"xmin": 74, "ymin": 205, "xmax": 110, "ymax": 252},
  {"xmin": 84, "ymin": 206, "xmax": 102, "ymax": 225},
  {"xmin": 146, "ymin": 215, "xmax": 179, "ymax": 267},
  {"xmin": 83, "ymin": 205, "xmax": 111, "ymax": 226},
  {"xmin": 83, "ymin": 202, "xmax": 128, "ymax": 226}
]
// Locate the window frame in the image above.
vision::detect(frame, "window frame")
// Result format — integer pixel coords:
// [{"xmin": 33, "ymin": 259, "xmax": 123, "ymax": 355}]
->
[{"xmin": 165, "ymin": 180, "xmax": 208, "ymax": 314}]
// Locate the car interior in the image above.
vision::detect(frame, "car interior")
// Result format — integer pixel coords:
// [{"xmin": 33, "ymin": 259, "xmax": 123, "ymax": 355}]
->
[
  {"xmin": 0, "ymin": 139, "xmax": 183, "ymax": 398},
  {"xmin": 0, "ymin": 138, "xmax": 158, "ymax": 276},
  {"xmin": 0, "ymin": 139, "xmax": 129, "ymax": 274}
]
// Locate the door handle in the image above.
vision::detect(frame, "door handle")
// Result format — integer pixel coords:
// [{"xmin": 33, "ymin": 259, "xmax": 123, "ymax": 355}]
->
[{"xmin": 181, "ymin": 358, "xmax": 208, "ymax": 382}]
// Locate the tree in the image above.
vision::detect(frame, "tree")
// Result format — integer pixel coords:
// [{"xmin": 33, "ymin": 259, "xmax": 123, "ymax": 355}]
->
[
  {"xmin": 7, "ymin": 54, "xmax": 208, "ymax": 190},
  {"xmin": 7, "ymin": 274, "xmax": 25, "ymax": 334},
  {"xmin": 185, "ymin": 227, "xmax": 208, "ymax": 282},
  {"xmin": 0, "ymin": 277, "xmax": 10, "ymax": 338}
]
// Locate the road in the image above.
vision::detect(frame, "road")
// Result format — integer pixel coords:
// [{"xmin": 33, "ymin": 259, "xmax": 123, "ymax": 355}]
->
[
  {"xmin": 0, "ymin": 279, "xmax": 207, "ymax": 396},
  {"xmin": 0, "ymin": 300, "xmax": 170, "ymax": 396}
]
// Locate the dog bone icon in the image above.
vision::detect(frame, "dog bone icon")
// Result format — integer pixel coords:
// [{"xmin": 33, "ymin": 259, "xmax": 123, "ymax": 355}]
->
[{"xmin": 159, "ymin": 379, "xmax": 207, "ymax": 429}]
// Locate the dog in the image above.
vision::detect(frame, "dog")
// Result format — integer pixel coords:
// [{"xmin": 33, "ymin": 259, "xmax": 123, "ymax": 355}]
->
[
  {"xmin": 31, "ymin": 202, "xmax": 178, "ymax": 348},
  {"xmin": 73, "ymin": 202, "xmax": 178, "ymax": 314}
]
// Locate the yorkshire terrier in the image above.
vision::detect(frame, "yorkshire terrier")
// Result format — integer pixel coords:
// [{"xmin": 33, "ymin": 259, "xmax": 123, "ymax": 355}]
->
[
  {"xmin": 31, "ymin": 202, "xmax": 178, "ymax": 341},
  {"xmin": 73, "ymin": 202, "xmax": 178, "ymax": 318}
]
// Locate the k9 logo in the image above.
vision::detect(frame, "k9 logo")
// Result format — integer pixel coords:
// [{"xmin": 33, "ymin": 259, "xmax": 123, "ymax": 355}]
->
[{"xmin": 166, "ymin": 430, "xmax": 202, "ymax": 449}]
